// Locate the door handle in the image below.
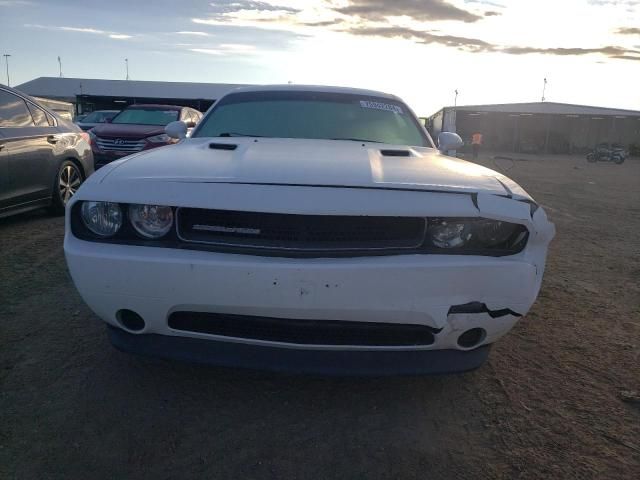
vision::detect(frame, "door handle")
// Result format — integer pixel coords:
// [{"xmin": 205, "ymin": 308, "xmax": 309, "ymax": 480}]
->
[{"xmin": 47, "ymin": 135, "xmax": 60, "ymax": 144}]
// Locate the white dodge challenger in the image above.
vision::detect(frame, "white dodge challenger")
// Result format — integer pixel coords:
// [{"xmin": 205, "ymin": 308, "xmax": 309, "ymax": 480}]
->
[{"xmin": 64, "ymin": 85, "xmax": 555, "ymax": 375}]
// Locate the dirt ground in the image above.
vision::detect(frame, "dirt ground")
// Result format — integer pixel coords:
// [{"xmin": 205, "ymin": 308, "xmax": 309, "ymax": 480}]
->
[{"xmin": 1, "ymin": 154, "xmax": 639, "ymax": 479}]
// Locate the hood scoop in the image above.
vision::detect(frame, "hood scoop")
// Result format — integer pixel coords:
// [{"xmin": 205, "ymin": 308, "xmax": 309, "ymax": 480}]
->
[
  {"xmin": 209, "ymin": 143, "xmax": 238, "ymax": 151},
  {"xmin": 380, "ymin": 149, "xmax": 411, "ymax": 157}
]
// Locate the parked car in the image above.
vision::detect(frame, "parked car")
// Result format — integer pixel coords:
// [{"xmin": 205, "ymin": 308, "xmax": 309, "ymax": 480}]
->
[
  {"xmin": 64, "ymin": 85, "xmax": 555, "ymax": 375},
  {"xmin": 0, "ymin": 84, "xmax": 93, "ymax": 218},
  {"xmin": 89, "ymin": 104, "xmax": 202, "ymax": 169},
  {"xmin": 75, "ymin": 110, "xmax": 120, "ymax": 131}
]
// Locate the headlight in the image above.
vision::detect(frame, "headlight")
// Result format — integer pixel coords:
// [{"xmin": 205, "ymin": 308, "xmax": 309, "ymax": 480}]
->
[
  {"xmin": 146, "ymin": 133, "xmax": 171, "ymax": 143},
  {"xmin": 427, "ymin": 218, "xmax": 527, "ymax": 252},
  {"xmin": 474, "ymin": 220, "xmax": 517, "ymax": 246},
  {"xmin": 80, "ymin": 201, "xmax": 123, "ymax": 237},
  {"xmin": 128, "ymin": 204, "xmax": 174, "ymax": 238},
  {"xmin": 428, "ymin": 219, "xmax": 471, "ymax": 248}
]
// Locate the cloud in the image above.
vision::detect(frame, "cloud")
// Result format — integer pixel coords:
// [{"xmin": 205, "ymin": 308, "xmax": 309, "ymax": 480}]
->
[
  {"xmin": 501, "ymin": 45, "xmax": 640, "ymax": 56},
  {"xmin": 463, "ymin": 0, "xmax": 505, "ymax": 7},
  {"xmin": 0, "ymin": 0, "xmax": 33, "ymax": 5},
  {"xmin": 189, "ymin": 42, "xmax": 258, "ymax": 56},
  {"xmin": 208, "ymin": 0, "xmax": 300, "ymax": 15},
  {"xmin": 344, "ymin": 26, "xmax": 494, "ymax": 52},
  {"xmin": 59, "ymin": 26, "xmax": 106, "ymax": 34},
  {"xmin": 345, "ymin": 24, "xmax": 640, "ymax": 61},
  {"xmin": 25, "ymin": 23, "xmax": 133, "ymax": 40},
  {"xmin": 609, "ymin": 54, "xmax": 640, "ymax": 61},
  {"xmin": 300, "ymin": 20, "xmax": 343, "ymax": 27},
  {"xmin": 175, "ymin": 31, "xmax": 211, "ymax": 36},
  {"xmin": 616, "ymin": 27, "xmax": 640, "ymax": 35},
  {"xmin": 333, "ymin": 0, "xmax": 482, "ymax": 23},
  {"xmin": 190, "ymin": 48, "xmax": 224, "ymax": 55}
]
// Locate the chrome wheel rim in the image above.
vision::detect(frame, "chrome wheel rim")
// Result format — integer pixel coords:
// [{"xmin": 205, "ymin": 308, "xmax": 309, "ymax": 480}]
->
[{"xmin": 59, "ymin": 164, "xmax": 81, "ymax": 205}]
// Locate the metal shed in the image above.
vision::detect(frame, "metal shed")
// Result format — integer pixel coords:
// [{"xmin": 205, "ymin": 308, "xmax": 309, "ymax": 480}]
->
[
  {"xmin": 14, "ymin": 77, "xmax": 250, "ymax": 115},
  {"xmin": 427, "ymin": 102, "xmax": 640, "ymax": 154}
]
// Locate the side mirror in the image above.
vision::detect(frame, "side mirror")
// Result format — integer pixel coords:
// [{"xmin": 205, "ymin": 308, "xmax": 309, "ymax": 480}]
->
[
  {"xmin": 166, "ymin": 120, "xmax": 188, "ymax": 140},
  {"xmin": 437, "ymin": 132, "xmax": 464, "ymax": 152},
  {"xmin": 105, "ymin": 117, "xmax": 112, "ymax": 123}
]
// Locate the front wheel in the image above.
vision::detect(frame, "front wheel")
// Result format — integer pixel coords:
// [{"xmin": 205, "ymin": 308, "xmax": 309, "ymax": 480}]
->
[
  {"xmin": 50, "ymin": 160, "xmax": 83, "ymax": 215},
  {"xmin": 613, "ymin": 155, "xmax": 625, "ymax": 165},
  {"xmin": 586, "ymin": 153, "xmax": 596, "ymax": 162}
]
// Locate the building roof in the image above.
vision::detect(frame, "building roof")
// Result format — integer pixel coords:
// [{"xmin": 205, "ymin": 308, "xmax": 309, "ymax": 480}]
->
[
  {"xmin": 440, "ymin": 101, "xmax": 640, "ymax": 117},
  {"xmin": 14, "ymin": 77, "xmax": 249, "ymax": 101}
]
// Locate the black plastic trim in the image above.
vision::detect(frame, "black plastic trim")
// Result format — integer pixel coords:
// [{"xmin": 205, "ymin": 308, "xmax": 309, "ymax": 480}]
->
[
  {"xmin": 209, "ymin": 142, "xmax": 237, "ymax": 150},
  {"xmin": 168, "ymin": 311, "xmax": 438, "ymax": 346},
  {"xmin": 380, "ymin": 149, "xmax": 411, "ymax": 157},
  {"xmin": 107, "ymin": 325, "xmax": 491, "ymax": 376}
]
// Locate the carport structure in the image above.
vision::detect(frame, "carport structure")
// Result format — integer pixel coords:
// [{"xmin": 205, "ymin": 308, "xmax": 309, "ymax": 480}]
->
[
  {"xmin": 428, "ymin": 102, "xmax": 640, "ymax": 154},
  {"xmin": 15, "ymin": 77, "xmax": 249, "ymax": 116}
]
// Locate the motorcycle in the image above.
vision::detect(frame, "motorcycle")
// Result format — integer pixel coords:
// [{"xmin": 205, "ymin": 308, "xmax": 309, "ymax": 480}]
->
[{"xmin": 586, "ymin": 143, "xmax": 626, "ymax": 164}]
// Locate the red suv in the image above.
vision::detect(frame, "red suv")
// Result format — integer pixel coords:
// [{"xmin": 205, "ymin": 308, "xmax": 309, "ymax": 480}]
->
[{"xmin": 89, "ymin": 104, "xmax": 202, "ymax": 169}]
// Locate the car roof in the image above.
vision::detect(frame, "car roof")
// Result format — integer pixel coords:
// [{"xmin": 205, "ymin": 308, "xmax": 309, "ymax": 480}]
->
[
  {"xmin": 1, "ymin": 83, "xmax": 61, "ymax": 119},
  {"xmin": 126, "ymin": 104, "xmax": 185, "ymax": 110},
  {"xmin": 225, "ymin": 84, "xmax": 400, "ymax": 101}
]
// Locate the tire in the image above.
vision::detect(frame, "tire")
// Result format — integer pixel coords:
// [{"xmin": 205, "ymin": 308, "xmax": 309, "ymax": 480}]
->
[
  {"xmin": 50, "ymin": 160, "xmax": 83, "ymax": 215},
  {"xmin": 614, "ymin": 156, "xmax": 625, "ymax": 165},
  {"xmin": 586, "ymin": 153, "xmax": 596, "ymax": 162}
]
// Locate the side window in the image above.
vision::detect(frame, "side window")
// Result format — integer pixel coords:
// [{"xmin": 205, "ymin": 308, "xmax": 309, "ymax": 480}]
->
[
  {"xmin": 27, "ymin": 103, "xmax": 51, "ymax": 127},
  {"xmin": 0, "ymin": 90, "xmax": 36, "ymax": 128}
]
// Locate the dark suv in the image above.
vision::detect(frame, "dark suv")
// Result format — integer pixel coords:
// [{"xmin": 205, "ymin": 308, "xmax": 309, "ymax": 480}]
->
[
  {"xmin": 89, "ymin": 104, "xmax": 202, "ymax": 169},
  {"xmin": 0, "ymin": 84, "xmax": 94, "ymax": 218}
]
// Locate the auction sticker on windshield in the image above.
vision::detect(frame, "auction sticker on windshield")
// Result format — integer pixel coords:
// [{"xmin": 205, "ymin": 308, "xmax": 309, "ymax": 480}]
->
[{"xmin": 359, "ymin": 100, "xmax": 404, "ymax": 114}]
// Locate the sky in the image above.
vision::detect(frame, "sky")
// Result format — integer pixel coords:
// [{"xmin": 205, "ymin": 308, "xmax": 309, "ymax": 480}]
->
[{"xmin": 1, "ymin": 0, "xmax": 639, "ymax": 115}]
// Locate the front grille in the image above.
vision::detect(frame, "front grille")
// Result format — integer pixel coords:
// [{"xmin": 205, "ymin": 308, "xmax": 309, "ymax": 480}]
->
[
  {"xmin": 95, "ymin": 137, "xmax": 146, "ymax": 152},
  {"xmin": 176, "ymin": 208, "xmax": 426, "ymax": 252},
  {"xmin": 168, "ymin": 312, "xmax": 437, "ymax": 346}
]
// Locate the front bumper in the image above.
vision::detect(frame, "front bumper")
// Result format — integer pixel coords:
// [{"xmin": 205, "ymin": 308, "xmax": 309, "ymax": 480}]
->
[{"xmin": 66, "ymin": 234, "xmax": 537, "ymax": 365}]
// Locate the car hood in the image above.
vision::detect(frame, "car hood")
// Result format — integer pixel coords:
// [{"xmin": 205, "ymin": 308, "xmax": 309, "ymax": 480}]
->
[
  {"xmin": 100, "ymin": 137, "xmax": 530, "ymax": 198},
  {"xmin": 90, "ymin": 123, "xmax": 166, "ymax": 138}
]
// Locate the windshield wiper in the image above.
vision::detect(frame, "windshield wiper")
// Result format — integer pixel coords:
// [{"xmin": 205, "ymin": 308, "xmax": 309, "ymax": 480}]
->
[
  {"xmin": 219, "ymin": 132, "xmax": 267, "ymax": 137},
  {"xmin": 330, "ymin": 137, "xmax": 382, "ymax": 143}
]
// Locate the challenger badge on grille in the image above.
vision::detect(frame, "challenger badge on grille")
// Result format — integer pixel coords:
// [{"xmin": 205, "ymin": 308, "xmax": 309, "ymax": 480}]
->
[{"xmin": 192, "ymin": 224, "xmax": 262, "ymax": 235}]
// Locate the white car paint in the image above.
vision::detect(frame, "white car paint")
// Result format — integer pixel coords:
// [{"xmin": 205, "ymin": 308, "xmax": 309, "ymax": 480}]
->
[{"xmin": 64, "ymin": 85, "xmax": 555, "ymax": 373}]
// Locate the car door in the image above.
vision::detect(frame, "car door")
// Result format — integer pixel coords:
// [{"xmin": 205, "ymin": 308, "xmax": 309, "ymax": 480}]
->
[{"xmin": 0, "ymin": 89, "xmax": 57, "ymax": 209}]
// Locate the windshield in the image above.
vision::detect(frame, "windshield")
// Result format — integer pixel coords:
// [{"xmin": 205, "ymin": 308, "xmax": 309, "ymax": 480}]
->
[
  {"xmin": 111, "ymin": 108, "xmax": 179, "ymax": 126},
  {"xmin": 82, "ymin": 111, "xmax": 117, "ymax": 123},
  {"xmin": 194, "ymin": 91, "xmax": 430, "ymax": 147}
]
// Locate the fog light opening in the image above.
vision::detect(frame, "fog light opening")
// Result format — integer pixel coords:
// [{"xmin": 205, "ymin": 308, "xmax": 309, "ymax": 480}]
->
[
  {"xmin": 457, "ymin": 328, "xmax": 486, "ymax": 349},
  {"xmin": 116, "ymin": 309, "xmax": 146, "ymax": 332}
]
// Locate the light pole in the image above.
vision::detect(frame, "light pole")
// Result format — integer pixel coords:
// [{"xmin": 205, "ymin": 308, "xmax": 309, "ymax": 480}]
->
[
  {"xmin": 541, "ymin": 77, "xmax": 547, "ymax": 102},
  {"xmin": 3, "ymin": 54, "xmax": 10, "ymax": 87},
  {"xmin": 454, "ymin": 89, "xmax": 459, "ymax": 108},
  {"xmin": 125, "ymin": 58, "xmax": 129, "ymax": 80},
  {"xmin": 58, "ymin": 56, "xmax": 63, "ymax": 78}
]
